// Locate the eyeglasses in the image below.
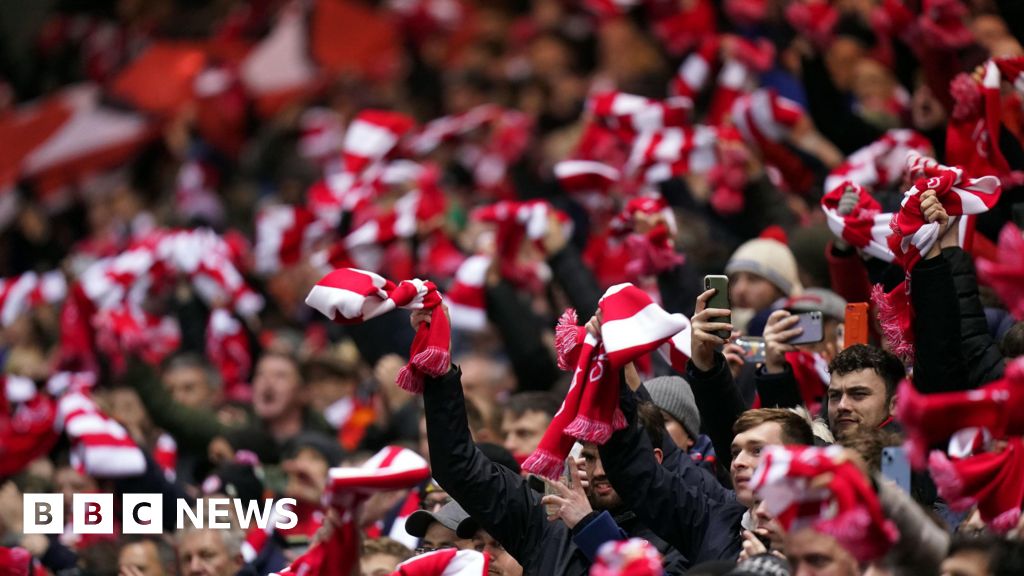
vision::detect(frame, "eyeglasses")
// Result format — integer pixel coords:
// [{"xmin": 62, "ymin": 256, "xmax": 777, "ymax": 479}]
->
[{"xmin": 414, "ymin": 543, "xmax": 457, "ymax": 556}]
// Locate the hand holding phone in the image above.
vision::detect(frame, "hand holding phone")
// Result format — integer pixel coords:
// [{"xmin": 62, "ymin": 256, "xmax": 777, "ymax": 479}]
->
[
  {"xmin": 734, "ymin": 336, "xmax": 766, "ymax": 364},
  {"xmin": 787, "ymin": 311, "xmax": 824, "ymax": 345},
  {"xmin": 703, "ymin": 275, "xmax": 731, "ymax": 339},
  {"xmin": 692, "ymin": 280, "xmax": 735, "ymax": 372}
]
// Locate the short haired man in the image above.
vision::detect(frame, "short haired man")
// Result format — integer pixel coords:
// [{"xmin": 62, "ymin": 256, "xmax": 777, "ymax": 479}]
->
[
  {"xmin": 407, "ymin": 501, "xmax": 524, "ymax": 576},
  {"xmin": 361, "ymin": 537, "xmax": 413, "ymax": 576},
  {"xmin": 501, "ymin": 391, "xmax": 561, "ymax": 459},
  {"xmin": 163, "ymin": 353, "xmax": 222, "ymax": 409},
  {"xmin": 119, "ymin": 536, "xmax": 177, "ymax": 576}
]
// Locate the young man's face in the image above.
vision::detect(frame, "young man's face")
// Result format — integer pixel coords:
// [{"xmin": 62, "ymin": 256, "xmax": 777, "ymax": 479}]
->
[
  {"xmin": 730, "ymin": 421, "xmax": 784, "ymax": 507},
  {"xmin": 119, "ymin": 541, "xmax": 167, "ymax": 576},
  {"xmin": 501, "ymin": 410, "xmax": 550, "ymax": 458},
  {"xmin": 164, "ymin": 366, "xmax": 214, "ymax": 409},
  {"xmin": 786, "ymin": 528, "xmax": 859, "ymax": 576},
  {"xmin": 827, "ymin": 369, "xmax": 894, "ymax": 440},
  {"xmin": 417, "ymin": 523, "xmax": 470, "ymax": 555},
  {"xmin": 581, "ymin": 442, "xmax": 623, "ymax": 511},
  {"xmin": 282, "ymin": 447, "xmax": 329, "ymax": 504}
]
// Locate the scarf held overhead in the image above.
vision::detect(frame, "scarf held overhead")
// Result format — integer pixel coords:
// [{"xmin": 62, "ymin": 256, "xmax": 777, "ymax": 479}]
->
[
  {"xmin": 523, "ymin": 283, "xmax": 690, "ymax": 480},
  {"xmin": 305, "ymin": 268, "xmax": 449, "ymax": 393}
]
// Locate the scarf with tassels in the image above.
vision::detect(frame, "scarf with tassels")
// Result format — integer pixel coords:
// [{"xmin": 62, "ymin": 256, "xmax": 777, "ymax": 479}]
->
[
  {"xmin": 523, "ymin": 284, "xmax": 689, "ymax": 480},
  {"xmin": 872, "ymin": 152, "xmax": 1001, "ymax": 359},
  {"xmin": 305, "ymin": 268, "xmax": 449, "ymax": 394},
  {"xmin": 896, "ymin": 359, "xmax": 1024, "ymax": 531},
  {"xmin": 751, "ymin": 445, "xmax": 899, "ymax": 563}
]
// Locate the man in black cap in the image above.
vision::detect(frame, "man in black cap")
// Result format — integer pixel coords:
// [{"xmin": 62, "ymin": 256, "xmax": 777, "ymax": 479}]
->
[{"xmin": 406, "ymin": 501, "xmax": 524, "ymax": 576}]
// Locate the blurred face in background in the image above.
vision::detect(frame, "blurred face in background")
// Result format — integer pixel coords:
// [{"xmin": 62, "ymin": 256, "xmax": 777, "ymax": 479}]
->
[
  {"xmin": 55, "ymin": 466, "xmax": 98, "ymax": 516},
  {"xmin": 786, "ymin": 528, "xmax": 859, "ymax": 576},
  {"xmin": 252, "ymin": 355, "xmax": 304, "ymax": 422},
  {"xmin": 282, "ymin": 448, "xmax": 329, "ymax": 504},
  {"xmin": 730, "ymin": 271, "xmax": 783, "ymax": 311},
  {"xmin": 501, "ymin": 410, "xmax": 550, "ymax": 457},
  {"xmin": 164, "ymin": 365, "xmax": 215, "ymax": 409}
]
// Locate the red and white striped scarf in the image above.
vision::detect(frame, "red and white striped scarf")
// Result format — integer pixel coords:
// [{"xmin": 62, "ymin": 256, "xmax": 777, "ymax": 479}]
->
[
  {"xmin": 305, "ymin": 268, "xmax": 449, "ymax": 393},
  {"xmin": 272, "ymin": 446, "xmax": 431, "ymax": 576},
  {"xmin": 626, "ymin": 125, "xmax": 719, "ymax": 184},
  {"xmin": 874, "ymin": 152, "xmax": 1001, "ymax": 358},
  {"xmin": 820, "ymin": 182, "xmax": 895, "ymax": 262},
  {"xmin": 254, "ymin": 205, "xmax": 325, "ymax": 276},
  {"xmin": 751, "ymin": 445, "xmax": 899, "ymax": 563},
  {"xmin": 50, "ymin": 372, "xmax": 147, "ymax": 478},
  {"xmin": 947, "ymin": 58, "xmax": 1024, "ymax": 183},
  {"xmin": 524, "ymin": 284, "xmax": 690, "ymax": 479},
  {"xmin": 0, "ymin": 270, "xmax": 67, "ymax": 327},
  {"xmin": 205, "ymin": 309, "xmax": 253, "ymax": 401},
  {"xmin": 588, "ymin": 92, "xmax": 693, "ymax": 140},
  {"xmin": 824, "ymin": 129, "xmax": 933, "ymax": 195},
  {"xmin": 446, "ymin": 254, "xmax": 491, "ymax": 333}
]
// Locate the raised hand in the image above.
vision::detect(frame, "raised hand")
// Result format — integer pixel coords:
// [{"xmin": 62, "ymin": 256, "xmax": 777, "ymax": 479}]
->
[
  {"xmin": 691, "ymin": 289, "xmax": 734, "ymax": 372},
  {"xmin": 541, "ymin": 457, "xmax": 593, "ymax": 530},
  {"xmin": 763, "ymin": 310, "xmax": 801, "ymax": 374}
]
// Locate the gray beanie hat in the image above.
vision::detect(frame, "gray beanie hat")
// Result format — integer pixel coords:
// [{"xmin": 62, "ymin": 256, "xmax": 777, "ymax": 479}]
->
[{"xmin": 643, "ymin": 376, "xmax": 700, "ymax": 440}]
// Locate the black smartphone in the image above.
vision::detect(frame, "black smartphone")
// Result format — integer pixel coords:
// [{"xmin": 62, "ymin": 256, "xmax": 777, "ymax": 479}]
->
[
  {"xmin": 703, "ymin": 275, "xmax": 731, "ymax": 339},
  {"xmin": 788, "ymin": 311, "xmax": 824, "ymax": 345}
]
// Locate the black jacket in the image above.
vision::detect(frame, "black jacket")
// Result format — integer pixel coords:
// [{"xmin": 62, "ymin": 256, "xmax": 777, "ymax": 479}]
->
[
  {"xmin": 598, "ymin": 375, "xmax": 746, "ymax": 565},
  {"xmin": 423, "ymin": 366, "xmax": 687, "ymax": 575}
]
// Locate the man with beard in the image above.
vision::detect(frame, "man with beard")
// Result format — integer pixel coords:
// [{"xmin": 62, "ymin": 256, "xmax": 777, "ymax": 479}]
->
[{"xmin": 417, "ymin": 305, "xmax": 687, "ymax": 575}]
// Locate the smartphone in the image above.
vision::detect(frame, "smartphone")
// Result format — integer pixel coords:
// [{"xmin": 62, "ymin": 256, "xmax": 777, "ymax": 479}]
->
[
  {"xmin": 881, "ymin": 447, "xmax": 911, "ymax": 493},
  {"xmin": 734, "ymin": 336, "xmax": 766, "ymax": 363},
  {"xmin": 787, "ymin": 310, "xmax": 824, "ymax": 345},
  {"xmin": 527, "ymin": 474, "xmax": 545, "ymax": 495},
  {"xmin": 703, "ymin": 275, "xmax": 731, "ymax": 339},
  {"xmin": 844, "ymin": 303, "xmax": 869, "ymax": 349}
]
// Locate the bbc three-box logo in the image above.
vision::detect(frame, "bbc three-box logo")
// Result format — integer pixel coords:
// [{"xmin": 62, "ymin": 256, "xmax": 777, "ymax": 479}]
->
[{"xmin": 23, "ymin": 494, "xmax": 299, "ymax": 534}]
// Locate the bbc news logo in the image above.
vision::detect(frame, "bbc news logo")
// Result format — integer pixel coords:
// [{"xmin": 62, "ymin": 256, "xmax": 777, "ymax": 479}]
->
[{"xmin": 23, "ymin": 494, "xmax": 299, "ymax": 534}]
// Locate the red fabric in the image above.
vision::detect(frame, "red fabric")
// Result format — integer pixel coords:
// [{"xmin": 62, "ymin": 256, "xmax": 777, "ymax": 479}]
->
[
  {"xmin": 590, "ymin": 538, "xmax": 664, "ymax": 576},
  {"xmin": 305, "ymin": 269, "xmax": 449, "ymax": 394},
  {"xmin": 784, "ymin": 350, "xmax": 829, "ymax": 415},
  {"xmin": 523, "ymin": 285, "xmax": 690, "ymax": 479},
  {"xmin": 751, "ymin": 445, "xmax": 899, "ymax": 562},
  {"xmin": 470, "ymin": 200, "xmax": 569, "ymax": 286},
  {"xmin": 976, "ymin": 223, "xmax": 1024, "ymax": 320},
  {"xmin": 205, "ymin": 309, "xmax": 253, "ymax": 400},
  {"xmin": 0, "ymin": 376, "xmax": 59, "ymax": 477},
  {"xmin": 820, "ymin": 182, "xmax": 894, "ymax": 263},
  {"xmin": 897, "ymin": 359, "xmax": 1024, "ymax": 468},
  {"xmin": 929, "ymin": 438, "xmax": 1024, "ymax": 532},
  {"xmin": 610, "ymin": 197, "xmax": 684, "ymax": 278},
  {"xmin": 0, "ymin": 547, "xmax": 46, "ymax": 576}
]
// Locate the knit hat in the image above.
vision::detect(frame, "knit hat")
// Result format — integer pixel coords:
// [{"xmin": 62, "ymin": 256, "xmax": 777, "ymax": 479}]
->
[
  {"xmin": 782, "ymin": 288, "xmax": 848, "ymax": 322},
  {"xmin": 642, "ymin": 376, "xmax": 700, "ymax": 440},
  {"xmin": 405, "ymin": 500, "xmax": 478, "ymax": 538},
  {"xmin": 725, "ymin": 238, "xmax": 803, "ymax": 297}
]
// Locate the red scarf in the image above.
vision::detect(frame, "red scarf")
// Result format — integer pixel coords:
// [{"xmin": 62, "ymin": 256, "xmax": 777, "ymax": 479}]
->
[
  {"xmin": 523, "ymin": 284, "xmax": 690, "ymax": 479},
  {"xmin": 305, "ymin": 268, "xmax": 449, "ymax": 393},
  {"xmin": 820, "ymin": 182, "xmax": 895, "ymax": 263},
  {"xmin": 751, "ymin": 445, "xmax": 899, "ymax": 563},
  {"xmin": 272, "ymin": 446, "xmax": 431, "ymax": 576}
]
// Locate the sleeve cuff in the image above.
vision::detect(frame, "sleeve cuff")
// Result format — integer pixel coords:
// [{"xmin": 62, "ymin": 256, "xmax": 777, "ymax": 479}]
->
[{"xmin": 571, "ymin": 510, "xmax": 626, "ymax": 562}]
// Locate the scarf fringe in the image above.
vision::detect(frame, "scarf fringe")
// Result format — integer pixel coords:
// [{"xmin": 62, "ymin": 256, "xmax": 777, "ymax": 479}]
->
[
  {"xmin": 612, "ymin": 407, "xmax": 627, "ymax": 432},
  {"xmin": 522, "ymin": 449, "xmax": 566, "ymax": 481},
  {"xmin": 565, "ymin": 416, "xmax": 614, "ymax": 444},
  {"xmin": 870, "ymin": 283, "xmax": 914, "ymax": 361},
  {"xmin": 990, "ymin": 507, "xmax": 1022, "ymax": 533},
  {"xmin": 411, "ymin": 346, "xmax": 451, "ymax": 378},
  {"xmin": 395, "ymin": 367, "xmax": 425, "ymax": 394},
  {"xmin": 555, "ymin": 309, "xmax": 581, "ymax": 371}
]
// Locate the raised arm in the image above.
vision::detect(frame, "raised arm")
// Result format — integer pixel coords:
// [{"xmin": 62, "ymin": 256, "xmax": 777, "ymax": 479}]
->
[
  {"xmin": 422, "ymin": 364, "xmax": 567, "ymax": 568},
  {"xmin": 484, "ymin": 279, "xmax": 561, "ymax": 392}
]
